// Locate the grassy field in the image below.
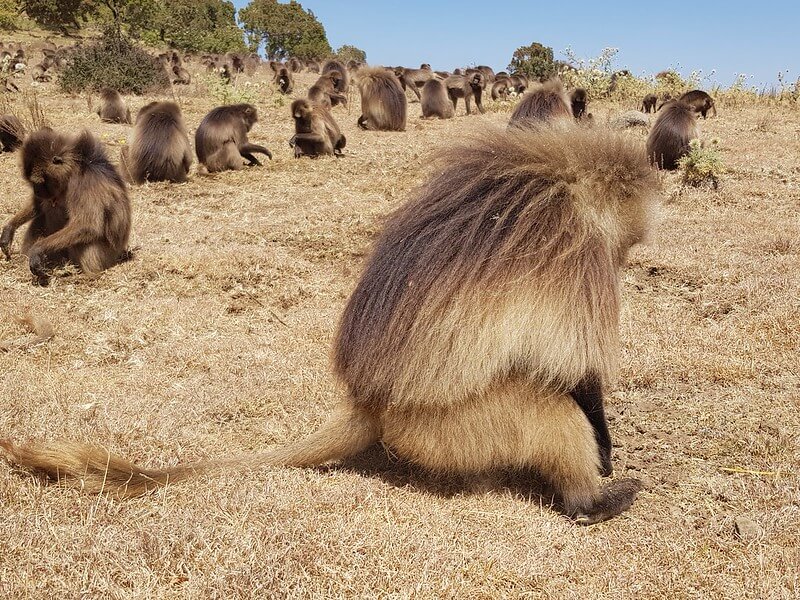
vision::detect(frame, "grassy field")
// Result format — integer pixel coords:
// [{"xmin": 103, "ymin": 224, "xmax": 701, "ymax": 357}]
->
[{"xmin": 0, "ymin": 47, "xmax": 798, "ymax": 599}]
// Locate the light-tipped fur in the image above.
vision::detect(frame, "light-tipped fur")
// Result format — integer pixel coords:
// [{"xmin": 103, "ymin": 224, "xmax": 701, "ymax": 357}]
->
[
  {"xmin": 0, "ymin": 114, "xmax": 25, "ymax": 151},
  {"xmin": 357, "ymin": 67, "xmax": 407, "ymax": 131},
  {"xmin": 421, "ymin": 79, "xmax": 454, "ymax": 119},
  {"xmin": 1, "ymin": 126, "xmax": 657, "ymax": 524},
  {"xmin": 121, "ymin": 101, "xmax": 192, "ymax": 184},
  {"xmin": 509, "ymin": 79, "xmax": 572, "ymax": 128},
  {"xmin": 96, "ymin": 89, "xmax": 131, "ymax": 124},
  {"xmin": 646, "ymin": 100, "xmax": 699, "ymax": 169},
  {"xmin": 290, "ymin": 98, "xmax": 346, "ymax": 158}
]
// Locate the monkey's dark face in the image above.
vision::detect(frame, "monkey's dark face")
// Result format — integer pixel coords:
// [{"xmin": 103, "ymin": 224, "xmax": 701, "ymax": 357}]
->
[
  {"xmin": 233, "ymin": 105, "xmax": 258, "ymax": 131},
  {"xmin": 291, "ymin": 100, "xmax": 312, "ymax": 124},
  {"xmin": 21, "ymin": 130, "xmax": 74, "ymax": 200}
]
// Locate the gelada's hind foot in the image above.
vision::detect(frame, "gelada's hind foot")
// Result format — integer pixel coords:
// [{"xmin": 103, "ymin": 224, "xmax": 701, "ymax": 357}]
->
[{"xmin": 571, "ymin": 478, "xmax": 643, "ymax": 525}]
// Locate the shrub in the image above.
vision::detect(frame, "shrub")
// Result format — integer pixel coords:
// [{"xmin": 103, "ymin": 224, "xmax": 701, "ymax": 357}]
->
[
  {"xmin": 508, "ymin": 42, "xmax": 555, "ymax": 81},
  {"xmin": 678, "ymin": 139, "xmax": 725, "ymax": 189},
  {"xmin": 0, "ymin": 0, "xmax": 19, "ymax": 30},
  {"xmin": 59, "ymin": 33, "xmax": 169, "ymax": 94},
  {"xmin": 335, "ymin": 45, "xmax": 366, "ymax": 64},
  {"xmin": 202, "ymin": 74, "xmax": 259, "ymax": 105}
]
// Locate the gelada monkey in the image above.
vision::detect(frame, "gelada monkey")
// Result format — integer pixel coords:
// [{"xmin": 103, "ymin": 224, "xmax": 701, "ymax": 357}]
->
[
  {"xmin": 1, "ymin": 125, "xmax": 658, "ymax": 524},
  {"xmin": 0, "ymin": 129, "xmax": 131, "ymax": 285}
]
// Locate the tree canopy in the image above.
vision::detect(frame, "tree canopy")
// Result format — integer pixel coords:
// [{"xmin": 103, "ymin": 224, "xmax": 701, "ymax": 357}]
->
[
  {"xmin": 239, "ymin": 0, "xmax": 331, "ymax": 60},
  {"xmin": 335, "ymin": 44, "xmax": 366, "ymax": 64},
  {"xmin": 19, "ymin": 0, "xmax": 93, "ymax": 33},
  {"xmin": 508, "ymin": 42, "xmax": 556, "ymax": 81},
  {"xmin": 155, "ymin": 0, "xmax": 245, "ymax": 53},
  {"xmin": 19, "ymin": 0, "xmax": 245, "ymax": 53}
]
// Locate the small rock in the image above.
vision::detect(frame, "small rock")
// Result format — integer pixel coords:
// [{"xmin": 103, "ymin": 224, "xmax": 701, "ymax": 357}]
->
[{"xmin": 734, "ymin": 516, "xmax": 763, "ymax": 541}]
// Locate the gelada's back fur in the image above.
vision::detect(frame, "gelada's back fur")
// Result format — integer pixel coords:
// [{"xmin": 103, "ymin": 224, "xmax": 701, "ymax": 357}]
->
[
  {"xmin": 509, "ymin": 79, "xmax": 572, "ymax": 128},
  {"xmin": 646, "ymin": 100, "xmax": 699, "ymax": 170},
  {"xmin": 357, "ymin": 67, "xmax": 407, "ymax": 131},
  {"xmin": 335, "ymin": 125, "xmax": 658, "ymax": 409},
  {"xmin": 127, "ymin": 102, "xmax": 192, "ymax": 183},
  {"xmin": 1, "ymin": 125, "xmax": 658, "ymax": 522}
]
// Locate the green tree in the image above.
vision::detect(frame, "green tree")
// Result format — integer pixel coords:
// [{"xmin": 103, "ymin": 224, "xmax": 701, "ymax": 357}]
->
[
  {"xmin": 508, "ymin": 42, "xmax": 555, "ymax": 81},
  {"xmin": 20, "ymin": 0, "xmax": 94, "ymax": 33},
  {"xmin": 0, "ymin": 0, "xmax": 19, "ymax": 30},
  {"xmin": 239, "ymin": 0, "xmax": 331, "ymax": 60},
  {"xmin": 93, "ymin": 0, "xmax": 161, "ymax": 36},
  {"xmin": 156, "ymin": 0, "xmax": 245, "ymax": 53},
  {"xmin": 22, "ymin": 0, "xmax": 157, "ymax": 35},
  {"xmin": 335, "ymin": 44, "xmax": 366, "ymax": 64}
]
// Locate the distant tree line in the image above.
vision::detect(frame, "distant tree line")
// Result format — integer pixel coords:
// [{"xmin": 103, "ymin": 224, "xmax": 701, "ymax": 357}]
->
[{"xmin": 2, "ymin": 0, "xmax": 367, "ymax": 61}]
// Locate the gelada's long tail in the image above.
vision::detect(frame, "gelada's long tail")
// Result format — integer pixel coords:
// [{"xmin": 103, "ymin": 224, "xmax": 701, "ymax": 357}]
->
[
  {"xmin": 0, "ymin": 315, "xmax": 54, "ymax": 352},
  {"xmin": 0, "ymin": 405, "xmax": 380, "ymax": 498}
]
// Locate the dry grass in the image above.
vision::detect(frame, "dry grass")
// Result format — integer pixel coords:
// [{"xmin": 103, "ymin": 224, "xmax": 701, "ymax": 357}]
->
[{"xmin": 0, "ymin": 51, "xmax": 798, "ymax": 599}]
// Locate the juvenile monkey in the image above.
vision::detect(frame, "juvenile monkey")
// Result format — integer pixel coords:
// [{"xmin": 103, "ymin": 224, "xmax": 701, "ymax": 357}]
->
[
  {"xmin": 96, "ymin": 88, "xmax": 131, "ymax": 124},
  {"xmin": 289, "ymin": 99, "xmax": 346, "ymax": 158},
  {"xmin": 274, "ymin": 66, "xmax": 293, "ymax": 94},
  {"xmin": 1, "ymin": 126, "xmax": 658, "ymax": 524}
]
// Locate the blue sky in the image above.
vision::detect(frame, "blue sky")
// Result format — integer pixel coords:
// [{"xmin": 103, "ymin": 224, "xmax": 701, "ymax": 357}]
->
[{"xmin": 231, "ymin": 1, "xmax": 798, "ymax": 89}]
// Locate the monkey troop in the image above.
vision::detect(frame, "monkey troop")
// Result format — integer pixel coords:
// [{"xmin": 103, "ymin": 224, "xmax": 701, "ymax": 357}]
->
[
  {"xmin": 1, "ymin": 123, "xmax": 659, "ymax": 524},
  {"xmin": 0, "ymin": 128, "xmax": 132, "ymax": 285}
]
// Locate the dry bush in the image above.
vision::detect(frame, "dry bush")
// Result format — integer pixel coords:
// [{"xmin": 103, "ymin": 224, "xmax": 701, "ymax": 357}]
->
[{"xmin": 678, "ymin": 138, "xmax": 725, "ymax": 189}]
